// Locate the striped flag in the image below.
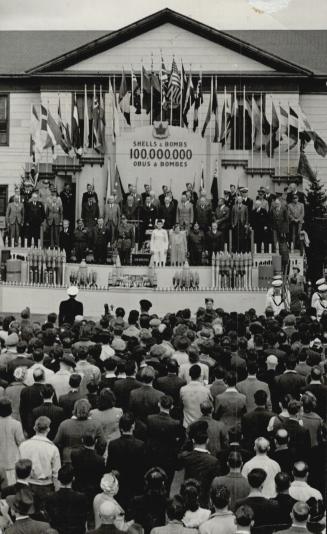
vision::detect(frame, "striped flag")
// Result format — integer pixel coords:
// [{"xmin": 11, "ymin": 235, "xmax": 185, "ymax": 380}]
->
[
  {"xmin": 44, "ymin": 108, "xmax": 62, "ymax": 150},
  {"xmin": 92, "ymin": 88, "xmax": 105, "ymax": 153},
  {"xmin": 114, "ymin": 164, "xmax": 125, "ymax": 204},
  {"xmin": 30, "ymin": 105, "xmax": 43, "ymax": 161},
  {"xmin": 119, "ymin": 70, "xmax": 131, "ymax": 125},
  {"xmin": 288, "ymin": 105, "xmax": 299, "ymax": 149},
  {"xmin": 142, "ymin": 65, "xmax": 152, "ymax": 114},
  {"xmin": 57, "ymin": 97, "xmax": 71, "ymax": 154},
  {"xmin": 161, "ymin": 56, "xmax": 169, "ymax": 110},
  {"xmin": 108, "ymin": 77, "xmax": 120, "ymax": 141},
  {"xmin": 72, "ymin": 92, "xmax": 81, "ymax": 154},
  {"xmin": 182, "ymin": 69, "xmax": 194, "ymax": 127},
  {"xmin": 266, "ymin": 99, "xmax": 280, "ymax": 157},
  {"xmin": 83, "ymin": 85, "xmax": 90, "ymax": 149},
  {"xmin": 131, "ymin": 70, "xmax": 141, "ymax": 115},
  {"xmin": 220, "ymin": 97, "xmax": 232, "ymax": 146},
  {"xmin": 193, "ymin": 77, "xmax": 203, "ymax": 132},
  {"xmin": 167, "ymin": 57, "xmax": 181, "ymax": 109}
]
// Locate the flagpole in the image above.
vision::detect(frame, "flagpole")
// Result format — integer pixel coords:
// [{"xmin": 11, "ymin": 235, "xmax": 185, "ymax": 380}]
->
[
  {"xmin": 150, "ymin": 54, "xmax": 153, "ymax": 125},
  {"xmin": 131, "ymin": 65, "xmax": 134, "ymax": 113},
  {"xmin": 287, "ymin": 102, "xmax": 290, "ymax": 175},
  {"xmin": 260, "ymin": 92, "xmax": 263, "ymax": 171},
  {"xmin": 140, "ymin": 59, "xmax": 143, "ymax": 115},
  {"xmin": 210, "ymin": 77, "xmax": 213, "ymax": 143},
  {"xmin": 278, "ymin": 101, "xmax": 281, "ymax": 177},
  {"xmin": 251, "ymin": 93, "xmax": 254, "ymax": 170},
  {"xmin": 269, "ymin": 95, "xmax": 272, "ymax": 168},
  {"xmin": 180, "ymin": 63, "xmax": 183, "ymax": 128},
  {"xmin": 234, "ymin": 85, "xmax": 237, "ymax": 150},
  {"xmin": 92, "ymin": 84, "xmax": 96, "ymax": 149},
  {"xmin": 243, "ymin": 85, "xmax": 245, "ymax": 151},
  {"xmin": 170, "ymin": 58, "xmax": 173, "ymax": 126},
  {"xmin": 160, "ymin": 57, "xmax": 163, "ymax": 122},
  {"xmin": 224, "ymin": 86, "xmax": 227, "ymax": 156}
]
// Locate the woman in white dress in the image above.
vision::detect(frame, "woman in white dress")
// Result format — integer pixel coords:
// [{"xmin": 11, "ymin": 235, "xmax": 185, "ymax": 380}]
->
[{"xmin": 169, "ymin": 224, "xmax": 187, "ymax": 266}]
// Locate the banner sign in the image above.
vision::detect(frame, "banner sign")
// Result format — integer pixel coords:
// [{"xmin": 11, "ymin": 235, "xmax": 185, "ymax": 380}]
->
[{"xmin": 116, "ymin": 123, "xmax": 207, "ymax": 198}]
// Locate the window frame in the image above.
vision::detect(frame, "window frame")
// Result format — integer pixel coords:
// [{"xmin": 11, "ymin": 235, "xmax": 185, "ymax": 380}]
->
[{"xmin": 0, "ymin": 94, "xmax": 9, "ymax": 147}]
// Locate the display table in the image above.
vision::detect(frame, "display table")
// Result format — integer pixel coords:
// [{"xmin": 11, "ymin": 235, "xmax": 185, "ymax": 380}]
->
[{"xmin": 0, "ymin": 283, "xmax": 267, "ymax": 318}]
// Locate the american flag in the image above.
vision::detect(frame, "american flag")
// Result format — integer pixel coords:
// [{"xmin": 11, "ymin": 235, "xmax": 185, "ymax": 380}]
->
[
  {"xmin": 161, "ymin": 56, "xmax": 169, "ymax": 109},
  {"xmin": 167, "ymin": 57, "xmax": 181, "ymax": 108}
]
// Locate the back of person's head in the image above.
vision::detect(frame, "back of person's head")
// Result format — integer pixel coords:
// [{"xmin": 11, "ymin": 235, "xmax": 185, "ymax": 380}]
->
[
  {"xmin": 87, "ymin": 381, "xmax": 98, "ymax": 394},
  {"xmin": 33, "ymin": 367, "xmax": 45, "ymax": 383},
  {"xmin": 188, "ymin": 346, "xmax": 199, "ymax": 364},
  {"xmin": 180, "ymin": 479, "xmax": 201, "ymax": 512},
  {"xmin": 58, "ymin": 464, "xmax": 74, "ymax": 485},
  {"xmin": 247, "ymin": 360, "xmax": 257, "ymax": 376},
  {"xmin": 200, "ymin": 400, "xmax": 213, "ymax": 417},
  {"xmin": 144, "ymin": 467, "xmax": 167, "ymax": 496},
  {"xmin": 275, "ymin": 428, "xmax": 289, "ymax": 446},
  {"xmin": 176, "ymin": 336, "xmax": 190, "ymax": 351},
  {"xmin": 288, "ymin": 399, "xmax": 302, "ymax": 417},
  {"xmin": 235, "ymin": 505, "xmax": 254, "ymax": 527},
  {"xmin": 302, "ymin": 394, "xmax": 316, "ymax": 414},
  {"xmin": 103, "ymin": 357, "xmax": 117, "ymax": 372},
  {"xmin": 311, "ymin": 366, "xmax": 322, "ymax": 382},
  {"xmin": 141, "ymin": 365, "xmax": 155, "ymax": 384},
  {"xmin": 292, "ymin": 502, "xmax": 310, "ymax": 524},
  {"xmin": 227, "ymin": 451, "xmax": 243, "ymax": 470},
  {"xmin": 293, "ymin": 461, "xmax": 309, "ymax": 479},
  {"xmin": 125, "ymin": 360, "xmax": 136, "ymax": 376},
  {"xmin": 167, "ymin": 359, "xmax": 179, "ymax": 374},
  {"xmin": 286, "ymin": 355, "xmax": 297, "ymax": 370},
  {"xmin": 34, "ymin": 416, "xmax": 50, "ymax": 434},
  {"xmin": 115, "ymin": 307, "xmax": 125, "ymax": 318},
  {"xmin": 73, "ymin": 398, "xmax": 91, "ymax": 420},
  {"xmin": 42, "ymin": 384, "xmax": 55, "ymax": 400},
  {"xmin": 189, "ymin": 364, "xmax": 201, "ymax": 381},
  {"xmin": 225, "ymin": 371, "xmax": 237, "ymax": 387},
  {"xmin": 275, "ymin": 472, "xmax": 291, "ymax": 493},
  {"xmin": 16, "ymin": 340, "xmax": 27, "ymax": 354},
  {"xmin": 160, "ymin": 395, "xmax": 173, "ymax": 411},
  {"xmin": 281, "ymin": 393, "xmax": 293, "ymax": 410},
  {"xmin": 254, "ymin": 437, "xmax": 269, "ymax": 454},
  {"xmin": 119, "ymin": 413, "xmax": 134, "ymax": 433},
  {"xmin": 189, "ymin": 420, "xmax": 208, "ymax": 445},
  {"xmin": 0, "ymin": 398, "xmax": 12, "ymax": 417},
  {"xmin": 47, "ymin": 312, "xmax": 57, "ymax": 324},
  {"xmin": 69, "ymin": 373, "xmax": 82, "ymax": 389},
  {"xmin": 214, "ymin": 366, "xmax": 225, "ymax": 379},
  {"xmin": 210, "ymin": 485, "xmax": 230, "ymax": 510},
  {"xmin": 76, "ymin": 345, "xmax": 88, "ymax": 360},
  {"xmin": 82, "ymin": 430, "xmax": 96, "ymax": 447},
  {"xmin": 166, "ymin": 495, "xmax": 185, "ymax": 521},
  {"xmin": 98, "ymin": 388, "xmax": 116, "ymax": 410},
  {"xmin": 254, "ymin": 390, "xmax": 267, "ymax": 407},
  {"xmin": 247, "ymin": 468, "xmax": 267, "ymax": 489},
  {"xmin": 15, "ymin": 459, "xmax": 32, "ymax": 480}
]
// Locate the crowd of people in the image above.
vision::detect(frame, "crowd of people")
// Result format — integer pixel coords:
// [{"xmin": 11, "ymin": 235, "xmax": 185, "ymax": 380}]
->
[
  {"xmin": 5, "ymin": 180, "xmax": 307, "ymax": 266},
  {"xmin": 0, "ymin": 290, "xmax": 325, "ymax": 533}
]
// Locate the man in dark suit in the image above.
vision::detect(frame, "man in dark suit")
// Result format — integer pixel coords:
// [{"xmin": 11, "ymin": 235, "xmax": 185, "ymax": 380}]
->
[
  {"xmin": 270, "ymin": 198, "xmax": 289, "ymax": 251},
  {"xmin": 206, "ymin": 221, "xmax": 223, "ymax": 263},
  {"xmin": 91, "ymin": 217, "xmax": 110, "ymax": 264},
  {"xmin": 270, "ymin": 472, "xmax": 296, "ymax": 531},
  {"xmin": 129, "ymin": 366, "xmax": 164, "ymax": 423},
  {"xmin": 81, "ymin": 197, "xmax": 99, "ymax": 230},
  {"xmin": 25, "ymin": 191, "xmax": 45, "ymax": 246},
  {"xmin": 20, "ymin": 367, "xmax": 46, "ymax": 436},
  {"xmin": 301, "ymin": 366, "xmax": 327, "ymax": 420},
  {"xmin": 58, "ymin": 373, "xmax": 83, "ymax": 419},
  {"xmin": 286, "ymin": 183, "xmax": 305, "ymax": 205},
  {"xmin": 58, "ymin": 286, "xmax": 83, "ymax": 326},
  {"xmin": 141, "ymin": 184, "xmax": 151, "ymax": 205},
  {"xmin": 113, "ymin": 360, "xmax": 142, "ymax": 411},
  {"xmin": 5, "ymin": 487, "xmax": 51, "ymax": 534},
  {"xmin": 32, "ymin": 383, "xmax": 65, "ymax": 441},
  {"xmin": 274, "ymin": 356, "xmax": 306, "ymax": 402},
  {"xmin": 274, "ymin": 501, "xmax": 311, "ymax": 534},
  {"xmin": 82, "ymin": 183, "xmax": 98, "ymax": 206},
  {"xmin": 1, "ymin": 459, "xmax": 32, "ymax": 498},
  {"xmin": 241, "ymin": 187, "xmax": 254, "ymax": 212},
  {"xmin": 214, "ymin": 197, "xmax": 230, "ymax": 244},
  {"xmin": 155, "ymin": 359, "xmax": 186, "ymax": 416},
  {"xmin": 275, "ymin": 400, "xmax": 311, "ymax": 462},
  {"xmin": 71, "ymin": 431, "xmax": 105, "ymax": 509},
  {"xmin": 59, "ymin": 219, "xmax": 73, "ymax": 260},
  {"xmin": 241, "ymin": 390, "xmax": 274, "ymax": 449},
  {"xmin": 231, "ymin": 196, "xmax": 249, "ymax": 252},
  {"xmin": 270, "ymin": 429, "xmax": 294, "ymax": 476},
  {"xmin": 214, "ymin": 371, "xmax": 247, "ymax": 432},
  {"xmin": 178, "ymin": 420, "xmax": 220, "ymax": 507},
  {"xmin": 46, "ymin": 464, "xmax": 87, "ymax": 534},
  {"xmin": 158, "ymin": 196, "xmax": 176, "ymax": 230},
  {"xmin": 146, "ymin": 395, "xmax": 183, "ymax": 489},
  {"xmin": 106, "ymin": 413, "xmax": 145, "ymax": 509},
  {"xmin": 235, "ymin": 468, "xmax": 279, "ymax": 534},
  {"xmin": 60, "ymin": 183, "xmax": 74, "ymax": 223}
]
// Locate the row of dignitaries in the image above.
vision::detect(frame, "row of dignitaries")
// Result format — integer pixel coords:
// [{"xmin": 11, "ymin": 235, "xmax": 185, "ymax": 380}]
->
[{"xmin": 0, "ymin": 294, "xmax": 325, "ymax": 532}]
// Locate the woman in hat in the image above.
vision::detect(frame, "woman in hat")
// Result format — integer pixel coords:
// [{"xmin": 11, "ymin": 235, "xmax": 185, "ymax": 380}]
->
[
  {"xmin": 169, "ymin": 224, "xmax": 187, "ymax": 266},
  {"xmin": 0, "ymin": 398, "xmax": 25, "ymax": 484},
  {"xmin": 93, "ymin": 472, "xmax": 132, "ymax": 530}
]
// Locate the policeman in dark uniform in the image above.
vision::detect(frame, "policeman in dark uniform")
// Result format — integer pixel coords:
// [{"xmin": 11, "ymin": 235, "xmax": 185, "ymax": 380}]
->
[
  {"xmin": 59, "ymin": 286, "xmax": 83, "ymax": 326},
  {"xmin": 91, "ymin": 217, "xmax": 109, "ymax": 264},
  {"xmin": 73, "ymin": 219, "xmax": 88, "ymax": 262}
]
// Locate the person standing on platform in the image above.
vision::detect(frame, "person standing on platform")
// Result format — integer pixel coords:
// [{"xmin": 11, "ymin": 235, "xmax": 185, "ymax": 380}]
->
[
  {"xmin": 82, "ymin": 197, "xmax": 99, "ymax": 231},
  {"xmin": 195, "ymin": 196, "xmax": 211, "ymax": 232},
  {"xmin": 270, "ymin": 198, "xmax": 289, "ymax": 252},
  {"xmin": 169, "ymin": 224, "xmax": 187, "ymax": 266},
  {"xmin": 188, "ymin": 222, "xmax": 205, "ymax": 266},
  {"xmin": 60, "ymin": 183, "xmax": 74, "ymax": 224},
  {"xmin": 206, "ymin": 221, "xmax": 223, "ymax": 264},
  {"xmin": 251, "ymin": 199, "xmax": 269, "ymax": 253},
  {"xmin": 116, "ymin": 214, "xmax": 134, "ymax": 265},
  {"xmin": 184, "ymin": 182, "xmax": 198, "ymax": 205},
  {"xmin": 158, "ymin": 195, "xmax": 176, "ymax": 230},
  {"xmin": 141, "ymin": 184, "xmax": 151, "ymax": 205},
  {"xmin": 240, "ymin": 187, "xmax": 253, "ymax": 213},
  {"xmin": 6, "ymin": 194, "xmax": 24, "ymax": 246},
  {"xmin": 73, "ymin": 219, "xmax": 88, "ymax": 262},
  {"xmin": 46, "ymin": 188, "xmax": 63, "ymax": 247},
  {"xmin": 177, "ymin": 194, "xmax": 193, "ymax": 232},
  {"xmin": 59, "ymin": 219, "xmax": 73, "ymax": 260},
  {"xmin": 287, "ymin": 194, "xmax": 304, "ymax": 249},
  {"xmin": 82, "ymin": 183, "xmax": 98, "ymax": 206},
  {"xmin": 25, "ymin": 191, "xmax": 45, "ymax": 246},
  {"xmin": 140, "ymin": 196, "xmax": 157, "ymax": 247},
  {"xmin": 59, "ymin": 286, "xmax": 83, "ymax": 326},
  {"xmin": 231, "ymin": 195, "xmax": 249, "ymax": 253},
  {"xmin": 214, "ymin": 197, "xmax": 230, "ymax": 247},
  {"xmin": 150, "ymin": 219, "xmax": 168, "ymax": 267},
  {"xmin": 104, "ymin": 195, "xmax": 120, "ymax": 244},
  {"xmin": 266, "ymin": 279, "xmax": 287, "ymax": 316},
  {"xmin": 92, "ymin": 218, "xmax": 109, "ymax": 264}
]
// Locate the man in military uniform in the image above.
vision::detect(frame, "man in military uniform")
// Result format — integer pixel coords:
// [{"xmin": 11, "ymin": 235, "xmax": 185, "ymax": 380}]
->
[
  {"xmin": 6, "ymin": 194, "xmax": 24, "ymax": 245},
  {"xmin": 59, "ymin": 286, "xmax": 83, "ymax": 326},
  {"xmin": 73, "ymin": 219, "xmax": 88, "ymax": 262},
  {"xmin": 60, "ymin": 183, "xmax": 74, "ymax": 223},
  {"xmin": 116, "ymin": 214, "xmax": 134, "ymax": 265},
  {"xmin": 46, "ymin": 188, "xmax": 63, "ymax": 247},
  {"xmin": 91, "ymin": 217, "xmax": 110, "ymax": 264},
  {"xmin": 81, "ymin": 197, "xmax": 99, "ymax": 231},
  {"xmin": 25, "ymin": 191, "xmax": 46, "ymax": 246}
]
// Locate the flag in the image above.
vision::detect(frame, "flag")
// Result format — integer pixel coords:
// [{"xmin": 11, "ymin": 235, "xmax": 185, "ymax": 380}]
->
[
  {"xmin": 71, "ymin": 92, "xmax": 81, "ymax": 152},
  {"xmin": 114, "ymin": 164, "xmax": 125, "ymax": 204},
  {"xmin": 279, "ymin": 103, "xmax": 288, "ymax": 139},
  {"xmin": 167, "ymin": 57, "xmax": 181, "ymax": 109},
  {"xmin": 161, "ymin": 56, "xmax": 169, "ymax": 110},
  {"xmin": 150, "ymin": 67, "xmax": 161, "ymax": 118},
  {"xmin": 43, "ymin": 108, "xmax": 62, "ymax": 151},
  {"xmin": 288, "ymin": 106, "xmax": 299, "ymax": 149},
  {"xmin": 83, "ymin": 85, "xmax": 89, "ymax": 149},
  {"xmin": 220, "ymin": 97, "xmax": 232, "ymax": 146},
  {"xmin": 57, "ymin": 97, "xmax": 71, "ymax": 154},
  {"xmin": 212, "ymin": 80, "xmax": 219, "ymax": 143},
  {"xmin": 200, "ymin": 164, "xmax": 205, "ymax": 193},
  {"xmin": 30, "ymin": 104, "xmax": 42, "ymax": 161},
  {"xmin": 119, "ymin": 70, "xmax": 131, "ymax": 125},
  {"xmin": 182, "ymin": 69, "xmax": 194, "ymax": 127},
  {"xmin": 297, "ymin": 150, "xmax": 316, "ymax": 182},
  {"xmin": 201, "ymin": 77, "xmax": 213, "ymax": 138},
  {"xmin": 108, "ymin": 77, "xmax": 120, "ymax": 141},
  {"xmin": 193, "ymin": 77, "xmax": 203, "ymax": 132},
  {"xmin": 40, "ymin": 104, "xmax": 50, "ymax": 148},
  {"xmin": 211, "ymin": 167, "xmax": 219, "ymax": 210},
  {"xmin": 106, "ymin": 159, "xmax": 112, "ymax": 201},
  {"xmin": 131, "ymin": 71, "xmax": 141, "ymax": 115},
  {"xmin": 92, "ymin": 88, "xmax": 104, "ymax": 153},
  {"xmin": 313, "ymin": 133, "xmax": 327, "ymax": 157},
  {"xmin": 142, "ymin": 65, "xmax": 152, "ymax": 114},
  {"xmin": 266, "ymin": 99, "xmax": 280, "ymax": 157}
]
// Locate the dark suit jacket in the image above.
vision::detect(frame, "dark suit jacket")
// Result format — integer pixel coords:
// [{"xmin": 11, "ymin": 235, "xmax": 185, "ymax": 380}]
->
[
  {"xmin": 46, "ymin": 487, "xmax": 87, "ymax": 534},
  {"xmin": 20, "ymin": 382, "xmax": 45, "ymax": 436},
  {"xmin": 275, "ymin": 418, "xmax": 311, "ymax": 461},
  {"xmin": 155, "ymin": 375, "xmax": 186, "ymax": 407},
  {"xmin": 58, "ymin": 298, "xmax": 83, "ymax": 326},
  {"xmin": 58, "ymin": 390, "xmax": 83, "ymax": 419},
  {"xmin": 1, "ymin": 480, "xmax": 29, "ymax": 498},
  {"xmin": 146, "ymin": 412, "xmax": 183, "ymax": 469},
  {"xmin": 158, "ymin": 203, "xmax": 176, "ymax": 229},
  {"xmin": 107, "ymin": 434, "xmax": 145, "ymax": 506},
  {"xmin": 82, "ymin": 191, "xmax": 98, "ymax": 205},
  {"xmin": 32, "ymin": 402, "xmax": 65, "ymax": 441},
  {"xmin": 235, "ymin": 495, "xmax": 279, "ymax": 534},
  {"xmin": 241, "ymin": 407, "xmax": 274, "ymax": 447},
  {"xmin": 71, "ymin": 446, "xmax": 105, "ymax": 498},
  {"xmin": 25, "ymin": 201, "xmax": 45, "ymax": 226},
  {"xmin": 87, "ymin": 524, "xmax": 126, "ymax": 534},
  {"xmin": 178, "ymin": 449, "xmax": 220, "ymax": 507},
  {"xmin": 5, "ymin": 518, "xmax": 51, "ymax": 534},
  {"xmin": 270, "ymin": 447, "xmax": 294, "ymax": 476},
  {"xmin": 301, "ymin": 383, "xmax": 327, "ymax": 420},
  {"xmin": 129, "ymin": 385, "xmax": 164, "ymax": 422},
  {"xmin": 59, "ymin": 228, "xmax": 73, "ymax": 258},
  {"xmin": 270, "ymin": 205, "xmax": 289, "ymax": 234},
  {"xmin": 274, "ymin": 371, "xmax": 306, "ymax": 401},
  {"xmin": 113, "ymin": 377, "xmax": 142, "ymax": 411},
  {"xmin": 214, "ymin": 389, "xmax": 247, "ymax": 430},
  {"xmin": 274, "ymin": 527, "xmax": 310, "ymax": 534}
]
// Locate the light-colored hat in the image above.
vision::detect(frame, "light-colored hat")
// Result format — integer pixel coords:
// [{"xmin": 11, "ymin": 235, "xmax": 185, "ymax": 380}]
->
[
  {"xmin": 318, "ymin": 284, "xmax": 327, "ymax": 292},
  {"xmin": 100, "ymin": 473, "xmax": 119, "ymax": 496},
  {"xmin": 316, "ymin": 278, "xmax": 325, "ymax": 286},
  {"xmin": 272, "ymin": 275, "xmax": 283, "ymax": 280},
  {"xmin": 67, "ymin": 286, "xmax": 79, "ymax": 297},
  {"xmin": 111, "ymin": 338, "xmax": 126, "ymax": 352},
  {"xmin": 272, "ymin": 280, "xmax": 283, "ymax": 288},
  {"xmin": 266, "ymin": 354, "xmax": 278, "ymax": 366},
  {"xmin": 5, "ymin": 333, "xmax": 19, "ymax": 346}
]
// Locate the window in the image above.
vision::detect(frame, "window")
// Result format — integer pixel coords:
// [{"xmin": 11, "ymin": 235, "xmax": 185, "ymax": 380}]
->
[
  {"xmin": 75, "ymin": 93, "xmax": 93, "ymax": 149},
  {"xmin": 0, "ymin": 95, "xmax": 9, "ymax": 146},
  {"xmin": 0, "ymin": 185, "xmax": 8, "ymax": 216}
]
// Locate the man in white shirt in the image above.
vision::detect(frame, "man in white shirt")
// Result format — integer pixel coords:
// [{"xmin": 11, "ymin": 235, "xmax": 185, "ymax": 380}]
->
[
  {"xmin": 172, "ymin": 337, "xmax": 190, "ymax": 366},
  {"xmin": 49, "ymin": 354, "xmax": 76, "ymax": 400},
  {"xmin": 242, "ymin": 437, "xmax": 280, "ymax": 498},
  {"xmin": 289, "ymin": 461, "xmax": 323, "ymax": 502},
  {"xmin": 180, "ymin": 364, "xmax": 212, "ymax": 428},
  {"xmin": 24, "ymin": 348, "xmax": 54, "ymax": 386}
]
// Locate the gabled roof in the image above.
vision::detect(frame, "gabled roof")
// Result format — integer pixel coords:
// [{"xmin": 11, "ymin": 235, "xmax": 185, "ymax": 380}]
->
[{"xmin": 25, "ymin": 8, "xmax": 312, "ymax": 76}]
